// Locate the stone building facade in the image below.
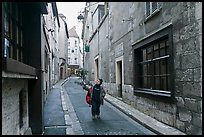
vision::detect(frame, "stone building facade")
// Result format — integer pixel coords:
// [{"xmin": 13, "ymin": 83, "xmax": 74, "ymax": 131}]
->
[
  {"xmin": 2, "ymin": 2, "xmax": 67, "ymax": 135},
  {"xmin": 2, "ymin": 2, "xmax": 48, "ymax": 134},
  {"xmin": 42, "ymin": 2, "xmax": 61, "ymax": 103},
  {"xmin": 68, "ymin": 26, "xmax": 82, "ymax": 75},
  {"xmin": 81, "ymin": 2, "xmax": 202, "ymax": 135},
  {"xmin": 58, "ymin": 13, "xmax": 69, "ymax": 79},
  {"xmin": 43, "ymin": 3, "xmax": 61, "ymax": 86}
]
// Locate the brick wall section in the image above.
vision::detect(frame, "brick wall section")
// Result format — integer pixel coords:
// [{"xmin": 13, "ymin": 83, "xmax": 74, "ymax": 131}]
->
[{"xmin": 2, "ymin": 78, "xmax": 29, "ymax": 135}]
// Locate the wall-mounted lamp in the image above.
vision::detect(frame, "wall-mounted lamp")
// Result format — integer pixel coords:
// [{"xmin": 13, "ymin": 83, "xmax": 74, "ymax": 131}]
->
[
  {"xmin": 121, "ymin": 16, "xmax": 133, "ymax": 23},
  {"xmin": 77, "ymin": 3, "xmax": 96, "ymax": 22},
  {"xmin": 77, "ymin": 13, "xmax": 84, "ymax": 21},
  {"xmin": 121, "ymin": 16, "xmax": 134, "ymax": 43}
]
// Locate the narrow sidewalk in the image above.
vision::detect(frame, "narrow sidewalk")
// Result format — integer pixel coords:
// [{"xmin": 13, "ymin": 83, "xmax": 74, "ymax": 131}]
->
[
  {"xmin": 60, "ymin": 78, "xmax": 84, "ymax": 135},
  {"xmin": 104, "ymin": 94, "xmax": 186, "ymax": 135}
]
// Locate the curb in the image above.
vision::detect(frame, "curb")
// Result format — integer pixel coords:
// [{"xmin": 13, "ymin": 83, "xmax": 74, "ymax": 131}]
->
[
  {"xmin": 60, "ymin": 78, "xmax": 84, "ymax": 135},
  {"xmin": 104, "ymin": 94, "xmax": 186, "ymax": 135}
]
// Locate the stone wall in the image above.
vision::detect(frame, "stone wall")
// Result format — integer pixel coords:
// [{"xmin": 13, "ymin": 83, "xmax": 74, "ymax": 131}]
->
[
  {"xmin": 2, "ymin": 78, "xmax": 29, "ymax": 135},
  {"xmin": 172, "ymin": 2, "xmax": 202, "ymax": 135},
  {"xmin": 84, "ymin": 2, "xmax": 202, "ymax": 135}
]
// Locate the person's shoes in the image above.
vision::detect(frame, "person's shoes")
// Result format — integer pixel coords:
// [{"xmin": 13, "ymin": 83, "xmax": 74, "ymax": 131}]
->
[
  {"xmin": 92, "ymin": 115, "xmax": 96, "ymax": 120},
  {"xmin": 96, "ymin": 115, "xmax": 100, "ymax": 119}
]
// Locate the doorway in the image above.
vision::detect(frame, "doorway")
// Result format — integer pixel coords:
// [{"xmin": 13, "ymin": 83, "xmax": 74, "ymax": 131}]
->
[
  {"xmin": 116, "ymin": 60, "xmax": 122, "ymax": 97},
  {"xmin": 95, "ymin": 58, "xmax": 99, "ymax": 80},
  {"xmin": 60, "ymin": 67, "xmax": 63, "ymax": 79}
]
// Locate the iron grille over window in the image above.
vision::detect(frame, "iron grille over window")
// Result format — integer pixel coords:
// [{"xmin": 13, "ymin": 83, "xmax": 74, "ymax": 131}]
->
[
  {"xmin": 138, "ymin": 38, "xmax": 170, "ymax": 91},
  {"xmin": 133, "ymin": 25, "xmax": 173, "ymax": 98}
]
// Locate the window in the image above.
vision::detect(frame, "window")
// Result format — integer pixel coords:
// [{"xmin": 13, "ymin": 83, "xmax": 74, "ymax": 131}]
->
[
  {"xmin": 133, "ymin": 25, "xmax": 173, "ymax": 98},
  {"xmin": 145, "ymin": 2, "xmax": 158, "ymax": 18},
  {"xmin": 75, "ymin": 49, "xmax": 77, "ymax": 55},
  {"xmin": 75, "ymin": 58, "xmax": 77, "ymax": 64},
  {"xmin": 68, "ymin": 57, "xmax": 71, "ymax": 64},
  {"xmin": 98, "ymin": 5, "xmax": 105, "ymax": 24},
  {"xmin": 75, "ymin": 40, "xmax": 77, "ymax": 47},
  {"xmin": 138, "ymin": 39, "xmax": 169, "ymax": 91},
  {"xmin": 68, "ymin": 48, "xmax": 71, "ymax": 54},
  {"xmin": 105, "ymin": 2, "xmax": 109, "ymax": 14},
  {"xmin": 68, "ymin": 42, "xmax": 70, "ymax": 47},
  {"xmin": 3, "ymin": 3, "xmax": 23, "ymax": 62},
  {"xmin": 45, "ymin": 50, "xmax": 48, "ymax": 73}
]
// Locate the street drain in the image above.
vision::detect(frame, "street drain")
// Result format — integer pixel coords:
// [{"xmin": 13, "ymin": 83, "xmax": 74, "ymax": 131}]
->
[{"xmin": 44, "ymin": 125, "xmax": 72, "ymax": 129}]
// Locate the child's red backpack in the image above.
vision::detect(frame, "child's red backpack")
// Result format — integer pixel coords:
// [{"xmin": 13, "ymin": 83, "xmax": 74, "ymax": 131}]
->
[{"xmin": 86, "ymin": 87, "xmax": 92, "ymax": 105}]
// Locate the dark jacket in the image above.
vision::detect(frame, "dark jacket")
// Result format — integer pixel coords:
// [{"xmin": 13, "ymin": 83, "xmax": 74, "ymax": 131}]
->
[{"xmin": 91, "ymin": 84, "xmax": 106, "ymax": 105}]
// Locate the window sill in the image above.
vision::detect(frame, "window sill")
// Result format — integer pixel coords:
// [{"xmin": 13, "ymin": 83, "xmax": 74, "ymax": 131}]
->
[
  {"xmin": 2, "ymin": 71, "xmax": 38, "ymax": 79},
  {"xmin": 134, "ymin": 88, "xmax": 174, "ymax": 103},
  {"xmin": 2, "ymin": 57, "xmax": 37, "ymax": 77}
]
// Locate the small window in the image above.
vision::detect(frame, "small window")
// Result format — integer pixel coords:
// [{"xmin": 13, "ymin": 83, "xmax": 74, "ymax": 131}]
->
[
  {"xmin": 98, "ymin": 5, "xmax": 105, "ymax": 24},
  {"xmin": 45, "ymin": 50, "xmax": 48, "ymax": 72},
  {"xmin": 75, "ymin": 40, "xmax": 77, "ymax": 47},
  {"xmin": 145, "ymin": 2, "xmax": 158, "ymax": 18},
  {"xmin": 68, "ymin": 57, "xmax": 71, "ymax": 64},
  {"xmin": 75, "ymin": 58, "xmax": 77, "ymax": 64},
  {"xmin": 75, "ymin": 49, "xmax": 77, "ymax": 55}
]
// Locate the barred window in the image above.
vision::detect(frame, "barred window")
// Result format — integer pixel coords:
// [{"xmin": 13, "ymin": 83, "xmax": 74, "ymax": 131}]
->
[
  {"xmin": 133, "ymin": 25, "xmax": 173, "ymax": 98},
  {"xmin": 3, "ymin": 2, "xmax": 23, "ymax": 62},
  {"xmin": 138, "ymin": 38, "xmax": 170, "ymax": 91}
]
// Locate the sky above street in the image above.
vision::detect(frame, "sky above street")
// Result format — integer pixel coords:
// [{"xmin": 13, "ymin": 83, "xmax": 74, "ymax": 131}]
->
[{"xmin": 57, "ymin": 2, "xmax": 86, "ymax": 45}]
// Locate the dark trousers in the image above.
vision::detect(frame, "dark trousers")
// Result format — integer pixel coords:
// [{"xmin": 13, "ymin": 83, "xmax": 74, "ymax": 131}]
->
[{"xmin": 91, "ymin": 100, "xmax": 101, "ymax": 116}]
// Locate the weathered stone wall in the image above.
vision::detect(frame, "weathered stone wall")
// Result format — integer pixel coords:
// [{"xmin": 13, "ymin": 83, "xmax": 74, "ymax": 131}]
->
[
  {"xmin": 2, "ymin": 78, "xmax": 29, "ymax": 135},
  {"xmin": 106, "ymin": 2, "xmax": 202, "ymax": 135},
  {"xmin": 172, "ymin": 2, "xmax": 202, "ymax": 135},
  {"xmin": 83, "ymin": 2, "xmax": 202, "ymax": 135}
]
